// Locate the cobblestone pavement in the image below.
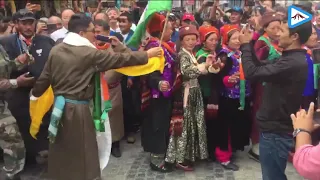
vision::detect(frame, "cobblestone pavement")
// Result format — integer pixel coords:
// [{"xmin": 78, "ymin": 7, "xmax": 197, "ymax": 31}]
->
[
  {"xmin": 102, "ymin": 135, "xmax": 303, "ymax": 180},
  {"xmin": 0, "ymin": 114, "xmax": 304, "ymax": 180}
]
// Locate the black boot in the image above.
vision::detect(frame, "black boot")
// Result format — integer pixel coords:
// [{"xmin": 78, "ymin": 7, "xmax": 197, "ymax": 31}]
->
[
  {"xmin": 0, "ymin": 149, "xmax": 3, "ymax": 163},
  {"xmin": 150, "ymin": 163, "xmax": 173, "ymax": 173},
  {"xmin": 111, "ymin": 141, "xmax": 121, "ymax": 158},
  {"xmin": 221, "ymin": 162, "xmax": 239, "ymax": 171},
  {"xmin": 248, "ymin": 149, "xmax": 260, "ymax": 162}
]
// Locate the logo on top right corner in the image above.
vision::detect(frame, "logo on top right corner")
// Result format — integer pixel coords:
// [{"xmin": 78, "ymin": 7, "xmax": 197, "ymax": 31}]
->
[{"xmin": 288, "ymin": 5, "xmax": 312, "ymax": 28}]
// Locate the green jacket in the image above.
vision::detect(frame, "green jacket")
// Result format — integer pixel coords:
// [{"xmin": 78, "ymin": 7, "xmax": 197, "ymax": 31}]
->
[
  {"xmin": 196, "ymin": 48, "xmax": 212, "ymax": 97},
  {"xmin": 0, "ymin": 44, "xmax": 25, "ymax": 84}
]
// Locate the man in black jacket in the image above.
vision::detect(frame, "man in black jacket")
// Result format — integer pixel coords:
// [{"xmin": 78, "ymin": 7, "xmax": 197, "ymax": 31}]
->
[
  {"xmin": 0, "ymin": 9, "xmax": 54, "ymax": 168},
  {"xmin": 239, "ymin": 21, "xmax": 312, "ymax": 179}
]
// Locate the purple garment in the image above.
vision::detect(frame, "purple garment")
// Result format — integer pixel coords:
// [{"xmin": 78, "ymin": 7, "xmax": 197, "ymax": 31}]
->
[
  {"xmin": 303, "ymin": 53, "xmax": 314, "ymax": 97},
  {"xmin": 220, "ymin": 49, "xmax": 251, "ymax": 99},
  {"xmin": 146, "ymin": 41, "xmax": 176, "ymax": 98}
]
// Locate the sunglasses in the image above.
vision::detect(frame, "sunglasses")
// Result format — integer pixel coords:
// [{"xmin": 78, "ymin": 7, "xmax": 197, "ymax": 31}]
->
[{"xmin": 84, "ymin": 28, "xmax": 95, "ymax": 33}]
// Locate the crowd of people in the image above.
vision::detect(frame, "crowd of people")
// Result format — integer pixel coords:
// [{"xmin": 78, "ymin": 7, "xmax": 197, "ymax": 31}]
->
[{"xmin": 0, "ymin": 0, "xmax": 320, "ymax": 180}]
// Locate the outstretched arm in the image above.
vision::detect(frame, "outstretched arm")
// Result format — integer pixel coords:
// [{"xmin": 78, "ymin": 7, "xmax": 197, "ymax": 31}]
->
[{"xmin": 240, "ymin": 43, "xmax": 286, "ymax": 82}]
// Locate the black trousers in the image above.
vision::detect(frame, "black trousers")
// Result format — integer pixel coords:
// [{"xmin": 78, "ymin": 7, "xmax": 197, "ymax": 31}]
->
[
  {"xmin": 141, "ymin": 97, "xmax": 172, "ymax": 154},
  {"xmin": 121, "ymin": 76, "xmax": 142, "ymax": 134}
]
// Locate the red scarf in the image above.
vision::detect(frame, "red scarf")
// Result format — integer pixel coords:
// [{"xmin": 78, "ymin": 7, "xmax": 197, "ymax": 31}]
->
[
  {"xmin": 19, "ymin": 34, "xmax": 33, "ymax": 46},
  {"xmin": 95, "ymin": 43, "xmax": 111, "ymax": 50}
]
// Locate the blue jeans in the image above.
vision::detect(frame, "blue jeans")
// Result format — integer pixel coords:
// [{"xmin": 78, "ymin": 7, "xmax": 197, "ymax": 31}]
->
[{"xmin": 259, "ymin": 132, "xmax": 293, "ymax": 180}]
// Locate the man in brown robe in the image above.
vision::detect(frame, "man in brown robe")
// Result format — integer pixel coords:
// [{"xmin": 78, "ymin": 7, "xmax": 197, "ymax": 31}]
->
[{"xmin": 30, "ymin": 14, "xmax": 162, "ymax": 180}]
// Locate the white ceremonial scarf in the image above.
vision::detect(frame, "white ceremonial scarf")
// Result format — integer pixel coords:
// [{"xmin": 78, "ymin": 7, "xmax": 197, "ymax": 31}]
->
[{"xmin": 63, "ymin": 32, "xmax": 112, "ymax": 171}]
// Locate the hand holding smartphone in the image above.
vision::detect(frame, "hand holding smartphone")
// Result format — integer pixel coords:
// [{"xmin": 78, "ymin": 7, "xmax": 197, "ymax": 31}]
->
[
  {"xmin": 95, "ymin": 35, "xmax": 111, "ymax": 43},
  {"xmin": 25, "ymin": 72, "xmax": 34, "ymax": 78}
]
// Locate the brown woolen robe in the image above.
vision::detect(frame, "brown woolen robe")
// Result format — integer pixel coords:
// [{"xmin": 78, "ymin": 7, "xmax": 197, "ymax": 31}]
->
[
  {"xmin": 32, "ymin": 42, "xmax": 148, "ymax": 180},
  {"xmin": 104, "ymin": 70, "xmax": 124, "ymax": 142}
]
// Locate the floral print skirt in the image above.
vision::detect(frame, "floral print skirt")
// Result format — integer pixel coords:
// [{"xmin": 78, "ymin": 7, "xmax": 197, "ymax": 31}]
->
[{"xmin": 165, "ymin": 87, "xmax": 208, "ymax": 163}]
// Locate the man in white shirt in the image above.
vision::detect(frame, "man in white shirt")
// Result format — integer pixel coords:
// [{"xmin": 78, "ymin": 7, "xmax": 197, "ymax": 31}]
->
[{"xmin": 50, "ymin": 9, "xmax": 75, "ymax": 41}]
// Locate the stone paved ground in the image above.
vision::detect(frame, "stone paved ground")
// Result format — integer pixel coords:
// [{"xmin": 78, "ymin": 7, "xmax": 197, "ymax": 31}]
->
[
  {"xmin": 0, "ymin": 113, "xmax": 304, "ymax": 180},
  {"xmin": 102, "ymin": 135, "xmax": 303, "ymax": 180}
]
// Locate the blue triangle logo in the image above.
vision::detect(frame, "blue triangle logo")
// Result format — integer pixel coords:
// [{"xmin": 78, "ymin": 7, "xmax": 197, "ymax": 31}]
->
[{"xmin": 288, "ymin": 5, "xmax": 312, "ymax": 28}]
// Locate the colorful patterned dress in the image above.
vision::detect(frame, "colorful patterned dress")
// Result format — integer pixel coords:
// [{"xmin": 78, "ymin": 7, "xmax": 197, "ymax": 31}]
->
[
  {"xmin": 195, "ymin": 47, "xmax": 221, "ymax": 158},
  {"xmin": 165, "ymin": 48, "xmax": 208, "ymax": 164},
  {"xmin": 216, "ymin": 47, "xmax": 252, "ymax": 152},
  {"xmin": 141, "ymin": 39, "xmax": 176, "ymax": 156}
]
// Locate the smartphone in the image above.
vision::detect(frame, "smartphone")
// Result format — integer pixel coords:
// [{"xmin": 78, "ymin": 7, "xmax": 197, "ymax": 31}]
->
[
  {"xmin": 101, "ymin": 0, "xmax": 115, "ymax": 7},
  {"xmin": 47, "ymin": 24, "xmax": 57, "ymax": 31},
  {"xmin": 206, "ymin": 1, "xmax": 214, "ymax": 6},
  {"xmin": 25, "ymin": 72, "xmax": 34, "ymax": 78},
  {"xmin": 87, "ymin": 0, "xmax": 99, "ymax": 8},
  {"xmin": 246, "ymin": 0, "xmax": 255, "ymax": 6},
  {"xmin": 101, "ymin": 0, "xmax": 108, "ymax": 7},
  {"xmin": 96, "ymin": 35, "xmax": 111, "ymax": 42}
]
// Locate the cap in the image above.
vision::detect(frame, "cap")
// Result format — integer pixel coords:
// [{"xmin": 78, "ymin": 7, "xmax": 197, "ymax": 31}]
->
[
  {"xmin": 254, "ymin": 5, "xmax": 267, "ymax": 16},
  {"xmin": 198, "ymin": 25, "xmax": 219, "ymax": 43},
  {"xmin": 179, "ymin": 25, "xmax": 199, "ymax": 40},
  {"xmin": 15, "ymin": 9, "xmax": 35, "ymax": 21},
  {"xmin": 226, "ymin": 6, "xmax": 243, "ymax": 15},
  {"xmin": 147, "ymin": 13, "xmax": 165, "ymax": 34},
  {"xmin": 221, "ymin": 24, "xmax": 239, "ymax": 45},
  {"xmin": 182, "ymin": 13, "xmax": 195, "ymax": 22},
  {"xmin": 260, "ymin": 12, "xmax": 281, "ymax": 28}
]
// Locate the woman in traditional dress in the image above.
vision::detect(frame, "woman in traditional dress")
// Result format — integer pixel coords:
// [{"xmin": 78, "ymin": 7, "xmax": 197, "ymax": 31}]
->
[
  {"xmin": 195, "ymin": 25, "xmax": 222, "ymax": 160},
  {"xmin": 165, "ymin": 25, "xmax": 220, "ymax": 170},
  {"xmin": 249, "ymin": 12, "xmax": 281, "ymax": 161},
  {"xmin": 301, "ymin": 26, "xmax": 318, "ymax": 109},
  {"xmin": 215, "ymin": 24, "xmax": 252, "ymax": 171},
  {"xmin": 140, "ymin": 13, "xmax": 176, "ymax": 172}
]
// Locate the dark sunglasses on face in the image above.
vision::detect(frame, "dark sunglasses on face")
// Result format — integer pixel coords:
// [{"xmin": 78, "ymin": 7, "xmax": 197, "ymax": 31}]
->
[{"xmin": 84, "ymin": 28, "xmax": 95, "ymax": 33}]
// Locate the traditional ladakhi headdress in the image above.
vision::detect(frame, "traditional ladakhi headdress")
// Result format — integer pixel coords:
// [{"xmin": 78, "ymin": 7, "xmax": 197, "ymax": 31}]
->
[
  {"xmin": 147, "ymin": 13, "xmax": 166, "ymax": 34},
  {"xmin": 220, "ymin": 24, "xmax": 246, "ymax": 110},
  {"xmin": 198, "ymin": 25, "xmax": 220, "ymax": 43},
  {"xmin": 221, "ymin": 24, "xmax": 240, "ymax": 45},
  {"xmin": 179, "ymin": 25, "xmax": 199, "ymax": 40}
]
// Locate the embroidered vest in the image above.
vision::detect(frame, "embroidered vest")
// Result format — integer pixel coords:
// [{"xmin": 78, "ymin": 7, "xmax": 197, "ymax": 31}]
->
[
  {"xmin": 147, "ymin": 41, "xmax": 176, "ymax": 98},
  {"xmin": 220, "ymin": 48, "xmax": 250, "ymax": 99},
  {"xmin": 258, "ymin": 35, "xmax": 281, "ymax": 62},
  {"xmin": 303, "ymin": 52, "xmax": 315, "ymax": 96}
]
